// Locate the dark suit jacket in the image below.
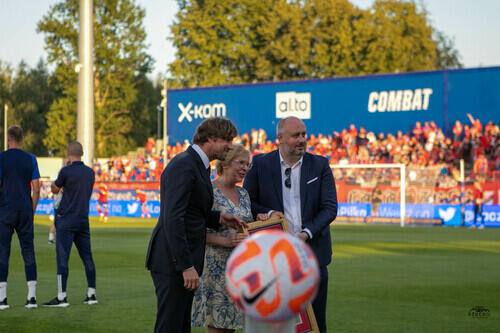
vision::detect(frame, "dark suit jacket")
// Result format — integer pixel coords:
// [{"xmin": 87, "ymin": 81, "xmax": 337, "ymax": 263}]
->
[
  {"xmin": 146, "ymin": 146, "xmax": 220, "ymax": 275},
  {"xmin": 243, "ymin": 150, "xmax": 337, "ymax": 267}
]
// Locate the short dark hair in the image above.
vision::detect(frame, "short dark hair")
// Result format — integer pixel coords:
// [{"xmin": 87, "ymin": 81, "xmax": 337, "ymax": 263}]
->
[
  {"xmin": 68, "ymin": 141, "xmax": 84, "ymax": 157},
  {"xmin": 7, "ymin": 126, "xmax": 23, "ymax": 143},
  {"xmin": 192, "ymin": 117, "xmax": 237, "ymax": 145}
]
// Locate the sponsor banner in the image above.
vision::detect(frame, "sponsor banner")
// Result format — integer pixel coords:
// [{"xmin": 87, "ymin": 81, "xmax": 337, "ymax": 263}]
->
[
  {"xmin": 275, "ymin": 91, "xmax": 311, "ymax": 119},
  {"xmin": 337, "ymin": 202, "xmax": 435, "ymax": 219},
  {"xmin": 436, "ymin": 204, "xmax": 500, "ymax": 227},
  {"xmin": 36, "ymin": 199, "xmax": 499, "ymax": 226},
  {"xmin": 377, "ymin": 203, "xmax": 435, "ymax": 219},
  {"xmin": 36, "ymin": 199, "xmax": 161, "ymax": 218},
  {"xmin": 463, "ymin": 204, "xmax": 500, "ymax": 227},
  {"xmin": 335, "ymin": 180, "xmax": 500, "ymax": 205},
  {"xmin": 435, "ymin": 204, "xmax": 462, "ymax": 226},
  {"xmin": 167, "ymin": 67, "xmax": 499, "ymax": 143},
  {"xmin": 91, "ymin": 189, "xmax": 160, "ymax": 202},
  {"xmin": 36, "ymin": 200, "xmax": 56, "ymax": 215},
  {"xmin": 336, "ymin": 202, "xmax": 500, "ymax": 227},
  {"xmin": 337, "ymin": 203, "xmax": 370, "ymax": 218},
  {"xmin": 94, "ymin": 182, "xmax": 160, "ymax": 191}
]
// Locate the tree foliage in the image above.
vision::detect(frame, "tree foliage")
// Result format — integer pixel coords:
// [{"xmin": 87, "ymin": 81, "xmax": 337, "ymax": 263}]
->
[
  {"xmin": 169, "ymin": 0, "xmax": 462, "ymax": 87},
  {"xmin": 0, "ymin": 61, "xmax": 13, "ymax": 150},
  {"xmin": 38, "ymin": 0, "xmax": 155, "ymax": 156},
  {"xmin": 0, "ymin": 60, "xmax": 54, "ymax": 155}
]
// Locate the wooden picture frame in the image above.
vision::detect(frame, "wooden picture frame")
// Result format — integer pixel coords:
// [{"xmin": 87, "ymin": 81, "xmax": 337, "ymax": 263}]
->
[{"xmin": 242, "ymin": 217, "xmax": 319, "ymax": 333}]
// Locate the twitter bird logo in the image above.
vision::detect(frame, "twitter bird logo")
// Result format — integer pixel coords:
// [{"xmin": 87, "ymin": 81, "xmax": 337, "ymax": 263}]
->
[
  {"xmin": 438, "ymin": 207, "xmax": 456, "ymax": 222},
  {"xmin": 127, "ymin": 202, "xmax": 139, "ymax": 214}
]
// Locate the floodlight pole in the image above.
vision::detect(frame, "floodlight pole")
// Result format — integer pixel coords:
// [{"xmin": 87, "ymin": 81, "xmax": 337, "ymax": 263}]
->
[{"xmin": 77, "ymin": 0, "xmax": 94, "ymax": 166}]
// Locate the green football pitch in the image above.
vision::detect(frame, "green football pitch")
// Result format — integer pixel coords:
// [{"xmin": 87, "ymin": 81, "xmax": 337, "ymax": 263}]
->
[{"xmin": 1, "ymin": 216, "xmax": 499, "ymax": 332}]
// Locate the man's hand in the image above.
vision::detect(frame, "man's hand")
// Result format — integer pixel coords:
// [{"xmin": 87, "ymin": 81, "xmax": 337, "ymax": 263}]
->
[
  {"xmin": 256, "ymin": 213, "xmax": 269, "ymax": 221},
  {"xmin": 270, "ymin": 211, "xmax": 285, "ymax": 219},
  {"xmin": 220, "ymin": 212, "xmax": 248, "ymax": 230},
  {"xmin": 182, "ymin": 267, "xmax": 199, "ymax": 291},
  {"xmin": 297, "ymin": 232, "xmax": 309, "ymax": 242},
  {"xmin": 51, "ymin": 183, "xmax": 61, "ymax": 194}
]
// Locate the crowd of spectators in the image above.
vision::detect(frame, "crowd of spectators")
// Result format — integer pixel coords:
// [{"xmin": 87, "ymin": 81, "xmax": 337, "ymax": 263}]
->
[{"xmin": 92, "ymin": 116, "xmax": 500, "ymax": 185}]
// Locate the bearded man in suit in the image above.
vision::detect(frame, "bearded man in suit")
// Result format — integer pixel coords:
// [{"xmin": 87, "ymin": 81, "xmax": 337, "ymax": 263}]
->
[{"xmin": 243, "ymin": 116, "xmax": 337, "ymax": 333}]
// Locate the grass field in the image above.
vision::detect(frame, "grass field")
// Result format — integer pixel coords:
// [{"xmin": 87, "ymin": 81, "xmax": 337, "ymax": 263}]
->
[{"xmin": 1, "ymin": 216, "xmax": 499, "ymax": 332}]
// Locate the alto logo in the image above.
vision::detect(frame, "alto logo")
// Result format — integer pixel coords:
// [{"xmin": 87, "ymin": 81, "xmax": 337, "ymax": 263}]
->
[
  {"xmin": 368, "ymin": 88, "xmax": 433, "ymax": 113},
  {"xmin": 177, "ymin": 102, "xmax": 227, "ymax": 123},
  {"xmin": 276, "ymin": 91, "xmax": 311, "ymax": 119},
  {"xmin": 438, "ymin": 207, "xmax": 456, "ymax": 222}
]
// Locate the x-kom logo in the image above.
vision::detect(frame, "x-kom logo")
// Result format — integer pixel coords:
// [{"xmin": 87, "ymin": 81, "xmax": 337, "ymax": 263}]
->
[{"xmin": 178, "ymin": 102, "xmax": 227, "ymax": 123}]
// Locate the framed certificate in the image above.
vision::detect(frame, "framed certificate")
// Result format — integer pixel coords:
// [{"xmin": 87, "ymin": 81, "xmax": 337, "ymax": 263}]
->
[{"xmin": 242, "ymin": 217, "xmax": 319, "ymax": 333}]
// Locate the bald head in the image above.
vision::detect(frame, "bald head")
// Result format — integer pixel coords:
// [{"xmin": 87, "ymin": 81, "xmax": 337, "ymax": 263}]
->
[
  {"xmin": 276, "ymin": 116, "xmax": 304, "ymax": 136},
  {"xmin": 277, "ymin": 117, "xmax": 307, "ymax": 163}
]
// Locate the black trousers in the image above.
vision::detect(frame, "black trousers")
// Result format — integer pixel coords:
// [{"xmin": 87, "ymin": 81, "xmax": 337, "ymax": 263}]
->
[
  {"xmin": 312, "ymin": 265, "xmax": 329, "ymax": 333},
  {"xmin": 0, "ymin": 210, "xmax": 37, "ymax": 282},
  {"xmin": 151, "ymin": 271, "xmax": 194, "ymax": 333},
  {"xmin": 56, "ymin": 226, "xmax": 96, "ymax": 292}
]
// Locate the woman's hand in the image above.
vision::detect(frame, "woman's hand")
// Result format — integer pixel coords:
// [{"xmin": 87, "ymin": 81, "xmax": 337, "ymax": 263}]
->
[{"xmin": 226, "ymin": 232, "xmax": 248, "ymax": 247}]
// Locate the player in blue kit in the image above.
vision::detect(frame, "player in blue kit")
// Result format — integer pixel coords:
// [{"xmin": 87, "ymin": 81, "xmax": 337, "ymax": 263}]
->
[
  {"xmin": 0, "ymin": 126, "xmax": 40, "ymax": 310},
  {"xmin": 43, "ymin": 141, "xmax": 98, "ymax": 307}
]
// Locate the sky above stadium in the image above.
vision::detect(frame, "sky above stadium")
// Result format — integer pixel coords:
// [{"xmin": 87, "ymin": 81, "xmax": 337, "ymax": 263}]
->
[{"xmin": 1, "ymin": 0, "xmax": 499, "ymax": 78}]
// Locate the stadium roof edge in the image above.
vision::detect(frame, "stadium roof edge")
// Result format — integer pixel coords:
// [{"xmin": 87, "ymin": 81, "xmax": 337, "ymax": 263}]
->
[{"xmin": 169, "ymin": 66, "xmax": 500, "ymax": 93}]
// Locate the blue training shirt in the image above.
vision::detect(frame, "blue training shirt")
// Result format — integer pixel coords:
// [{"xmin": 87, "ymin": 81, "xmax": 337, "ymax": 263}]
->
[
  {"xmin": 0, "ymin": 148, "xmax": 40, "ymax": 211},
  {"xmin": 54, "ymin": 161, "xmax": 95, "ymax": 227}
]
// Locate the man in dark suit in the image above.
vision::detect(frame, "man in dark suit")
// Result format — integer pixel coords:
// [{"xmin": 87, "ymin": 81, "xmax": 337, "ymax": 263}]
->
[
  {"xmin": 243, "ymin": 116, "xmax": 337, "ymax": 333},
  {"xmin": 146, "ymin": 117, "xmax": 247, "ymax": 333}
]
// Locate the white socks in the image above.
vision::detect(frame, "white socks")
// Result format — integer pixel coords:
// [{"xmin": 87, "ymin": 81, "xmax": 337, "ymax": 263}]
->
[
  {"xmin": 0, "ymin": 281, "xmax": 37, "ymax": 301},
  {"xmin": 27, "ymin": 280, "xmax": 37, "ymax": 300},
  {"xmin": 48, "ymin": 233, "xmax": 54, "ymax": 241},
  {"xmin": 57, "ymin": 274, "xmax": 66, "ymax": 300},
  {"xmin": 88, "ymin": 287, "xmax": 96, "ymax": 297},
  {"xmin": 58, "ymin": 292, "xmax": 67, "ymax": 301},
  {"xmin": 0, "ymin": 282, "xmax": 6, "ymax": 301}
]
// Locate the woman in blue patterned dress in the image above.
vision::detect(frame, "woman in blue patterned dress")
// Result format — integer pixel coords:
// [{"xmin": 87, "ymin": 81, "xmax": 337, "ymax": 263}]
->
[{"xmin": 192, "ymin": 144, "xmax": 267, "ymax": 332}]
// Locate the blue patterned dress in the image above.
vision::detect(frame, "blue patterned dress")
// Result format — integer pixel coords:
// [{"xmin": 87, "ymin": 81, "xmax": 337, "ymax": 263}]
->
[{"xmin": 191, "ymin": 186, "xmax": 253, "ymax": 329}]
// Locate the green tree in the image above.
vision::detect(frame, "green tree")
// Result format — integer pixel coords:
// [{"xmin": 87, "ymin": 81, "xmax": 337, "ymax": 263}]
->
[
  {"xmin": 170, "ymin": 0, "xmax": 309, "ymax": 87},
  {"xmin": 0, "ymin": 60, "xmax": 54, "ymax": 155},
  {"xmin": 10, "ymin": 60, "xmax": 55, "ymax": 155},
  {"xmin": 433, "ymin": 30, "xmax": 462, "ymax": 69},
  {"xmin": 169, "ymin": 0, "xmax": 462, "ymax": 87},
  {"xmin": 38, "ymin": 0, "xmax": 154, "ymax": 156},
  {"xmin": 131, "ymin": 73, "xmax": 162, "ymax": 144},
  {"xmin": 0, "ymin": 62, "xmax": 13, "ymax": 150}
]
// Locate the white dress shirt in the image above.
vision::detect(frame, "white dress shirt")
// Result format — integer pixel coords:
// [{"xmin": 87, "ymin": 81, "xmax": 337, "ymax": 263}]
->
[
  {"xmin": 191, "ymin": 144, "xmax": 210, "ymax": 169},
  {"xmin": 278, "ymin": 150, "xmax": 312, "ymax": 239}
]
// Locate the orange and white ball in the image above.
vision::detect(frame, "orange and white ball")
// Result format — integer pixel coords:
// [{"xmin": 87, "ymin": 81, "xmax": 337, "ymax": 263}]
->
[{"xmin": 225, "ymin": 230, "xmax": 319, "ymax": 322}]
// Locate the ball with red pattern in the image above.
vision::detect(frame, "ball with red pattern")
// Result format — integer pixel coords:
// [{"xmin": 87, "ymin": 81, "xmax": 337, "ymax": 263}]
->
[{"xmin": 225, "ymin": 230, "xmax": 319, "ymax": 322}]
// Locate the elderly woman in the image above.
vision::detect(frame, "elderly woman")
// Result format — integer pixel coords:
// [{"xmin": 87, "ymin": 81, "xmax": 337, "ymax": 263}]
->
[{"xmin": 192, "ymin": 144, "xmax": 266, "ymax": 333}]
